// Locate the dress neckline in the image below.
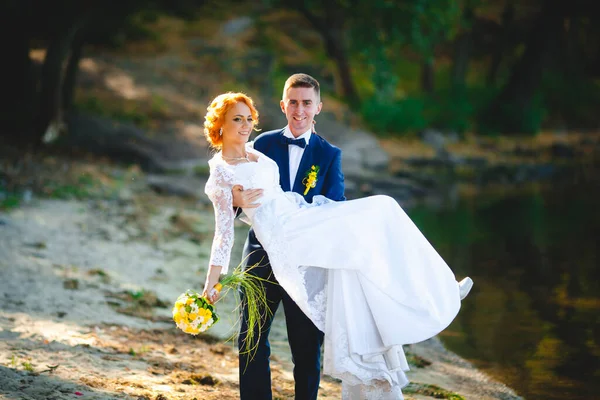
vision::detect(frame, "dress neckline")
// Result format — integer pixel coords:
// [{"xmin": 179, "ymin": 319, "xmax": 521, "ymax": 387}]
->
[
  {"xmin": 219, "ymin": 155, "xmax": 260, "ymax": 167},
  {"xmin": 219, "ymin": 143, "xmax": 261, "ymax": 166},
  {"xmin": 220, "ymin": 155, "xmax": 257, "ymax": 165},
  {"xmin": 223, "ymin": 159, "xmax": 258, "ymax": 167}
]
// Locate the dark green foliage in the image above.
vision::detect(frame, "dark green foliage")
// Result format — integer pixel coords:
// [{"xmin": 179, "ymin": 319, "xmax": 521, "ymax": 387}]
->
[
  {"xmin": 426, "ymin": 87, "xmax": 496, "ymax": 135},
  {"xmin": 4, "ymin": 0, "xmax": 600, "ymax": 142},
  {"xmin": 478, "ymin": 92, "xmax": 547, "ymax": 135},
  {"xmin": 542, "ymin": 73, "xmax": 600, "ymax": 130},
  {"xmin": 361, "ymin": 95, "xmax": 427, "ymax": 135},
  {"xmin": 84, "ymin": 0, "xmax": 206, "ymax": 48},
  {"xmin": 429, "ymin": 91, "xmax": 474, "ymax": 134},
  {"xmin": 361, "ymin": 86, "xmax": 498, "ymax": 136}
]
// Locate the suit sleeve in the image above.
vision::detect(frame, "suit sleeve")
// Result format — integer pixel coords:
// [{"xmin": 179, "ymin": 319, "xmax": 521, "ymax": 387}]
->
[{"xmin": 322, "ymin": 148, "xmax": 346, "ymax": 201}]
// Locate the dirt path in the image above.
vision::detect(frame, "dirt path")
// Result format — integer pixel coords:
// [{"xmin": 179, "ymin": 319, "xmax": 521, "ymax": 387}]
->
[{"xmin": 0, "ymin": 186, "xmax": 521, "ymax": 399}]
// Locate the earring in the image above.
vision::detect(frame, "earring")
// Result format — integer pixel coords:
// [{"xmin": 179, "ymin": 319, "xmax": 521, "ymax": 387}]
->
[{"xmin": 219, "ymin": 128, "xmax": 223, "ymax": 136}]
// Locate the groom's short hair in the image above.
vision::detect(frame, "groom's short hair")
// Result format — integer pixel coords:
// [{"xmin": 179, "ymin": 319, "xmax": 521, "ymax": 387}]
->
[{"xmin": 283, "ymin": 73, "xmax": 320, "ymax": 100}]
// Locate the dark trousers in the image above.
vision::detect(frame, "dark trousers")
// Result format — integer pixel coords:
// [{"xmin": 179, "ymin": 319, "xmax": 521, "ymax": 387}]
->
[{"xmin": 239, "ymin": 229, "xmax": 324, "ymax": 400}]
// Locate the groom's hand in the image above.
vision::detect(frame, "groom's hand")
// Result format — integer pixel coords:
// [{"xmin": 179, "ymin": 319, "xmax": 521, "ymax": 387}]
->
[{"xmin": 232, "ymin": 185, "xmax": 263, "ymax": 208}]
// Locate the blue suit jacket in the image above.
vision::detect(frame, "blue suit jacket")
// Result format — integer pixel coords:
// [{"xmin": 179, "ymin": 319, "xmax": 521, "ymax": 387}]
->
[
  {"xmin": 253, "ymin": 128, "xmax": 346, "ymax": 202},
  {"xmin": 239, "ymin": 128, "xmax": 344, "ymax": 397}
]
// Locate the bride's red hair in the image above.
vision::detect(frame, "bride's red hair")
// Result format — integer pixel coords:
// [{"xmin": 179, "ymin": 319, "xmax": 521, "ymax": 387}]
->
[{"xmin": 204, "ymin": 92, "xmax": 259, "ymax": 149}]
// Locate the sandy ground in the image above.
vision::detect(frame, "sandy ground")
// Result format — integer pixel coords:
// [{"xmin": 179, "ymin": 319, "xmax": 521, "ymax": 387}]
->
[{"xmin": 0, "ymin": 187, "xmax": 522, "ymax": 399}]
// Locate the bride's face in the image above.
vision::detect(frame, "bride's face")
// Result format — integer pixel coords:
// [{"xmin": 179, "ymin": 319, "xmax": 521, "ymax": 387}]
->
[{"xmin": 221, "ymin": 102, "xmax": 254, "ymax": 147}]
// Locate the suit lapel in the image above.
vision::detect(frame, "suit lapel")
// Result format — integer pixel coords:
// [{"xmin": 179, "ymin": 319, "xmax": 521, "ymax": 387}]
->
[
  {"xmin": 293, "ymin": 134, "xmax": 319, "ymax": 194},
  {"xmin": 272, "ymin": 129, "xmax": 291, "ymax": 191}
]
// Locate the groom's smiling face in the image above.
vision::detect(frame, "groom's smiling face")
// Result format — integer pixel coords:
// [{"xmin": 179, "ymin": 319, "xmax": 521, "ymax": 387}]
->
[{"xmin": 281, "ymin": 87, "xmax": 322, "ymax": 138}]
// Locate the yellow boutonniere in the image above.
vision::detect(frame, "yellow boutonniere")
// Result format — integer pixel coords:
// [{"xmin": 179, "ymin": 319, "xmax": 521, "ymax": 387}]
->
[{"xmin": 302, "ymin": 165, "xmax": 320, "ymax": 195}]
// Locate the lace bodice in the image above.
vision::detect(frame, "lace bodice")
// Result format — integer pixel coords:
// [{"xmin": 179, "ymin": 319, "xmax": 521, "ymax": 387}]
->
[{"xmin": 204, "ymin": 144, "xmax": 283, "ymax": 273}]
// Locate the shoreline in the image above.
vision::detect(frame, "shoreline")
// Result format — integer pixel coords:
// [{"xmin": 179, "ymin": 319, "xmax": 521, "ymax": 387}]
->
[
  {"xmin": 3, "ymin": 130, "xmax": 597, "ymax": 399},
  {"xmin": 0, "ymin": 170, "xmax": 522, "ymax": 399}
]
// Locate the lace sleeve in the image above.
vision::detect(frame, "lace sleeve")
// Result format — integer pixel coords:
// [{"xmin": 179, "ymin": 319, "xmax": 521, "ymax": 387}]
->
[{"xmin": 205, "ymin": 163, "xmax": 235, "ymax": 274}]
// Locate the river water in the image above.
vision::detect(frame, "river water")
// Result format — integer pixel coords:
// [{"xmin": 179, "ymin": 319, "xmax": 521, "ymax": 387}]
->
[
  {"xmin": 225, "ymin": 163, "xmax": 599, "ymax": 400},
  {"xmin": 408, "ymin": 168, "xmax": 599, "ymax": 400}
]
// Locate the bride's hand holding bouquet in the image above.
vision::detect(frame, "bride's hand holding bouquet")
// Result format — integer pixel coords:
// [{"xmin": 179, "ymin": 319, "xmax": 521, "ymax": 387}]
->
[
  {"xmin": 203, "ymin": 265, "xmax": 223, "ymax": 303},
  {"xmin": 172, "ymin": 263, "xmax": 271, "ymax": 355}
]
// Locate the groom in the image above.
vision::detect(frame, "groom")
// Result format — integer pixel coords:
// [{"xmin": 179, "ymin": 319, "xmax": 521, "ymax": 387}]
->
[{"xmin": 232, "ymin": 73, "xmax": 346, "ymax": 399}]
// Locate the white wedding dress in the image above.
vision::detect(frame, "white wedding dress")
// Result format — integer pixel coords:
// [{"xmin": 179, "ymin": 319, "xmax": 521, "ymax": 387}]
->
[{"xmin": 205, "ymin": 143, "xmax": 462, "ymax": 399}]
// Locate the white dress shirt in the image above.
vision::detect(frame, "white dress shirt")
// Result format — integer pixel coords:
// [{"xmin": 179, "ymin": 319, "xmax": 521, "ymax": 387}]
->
[{"xmin": 283, "ymin": 126, "xmax": 312, "ymax": 189}]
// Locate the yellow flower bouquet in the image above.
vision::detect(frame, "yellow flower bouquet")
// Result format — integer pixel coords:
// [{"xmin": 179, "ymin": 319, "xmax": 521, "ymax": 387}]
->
[
  {"xmin": 173, "ymin": 264, "xmax": 271, "ymax": 355},
  {"xmin": 172, "ymin": 290, "xmax": 219, "ymax": 334}
]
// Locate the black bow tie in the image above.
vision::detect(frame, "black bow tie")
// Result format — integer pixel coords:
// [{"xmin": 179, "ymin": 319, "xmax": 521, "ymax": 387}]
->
[{"xmin": 281, "ymin": 136, "xmax": 307, "ymax": 148}]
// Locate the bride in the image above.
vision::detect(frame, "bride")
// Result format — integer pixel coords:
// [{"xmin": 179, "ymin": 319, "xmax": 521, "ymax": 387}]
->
[{"xmin": 201, "ymin": 92, "xmax": 473, "ymax": 399}]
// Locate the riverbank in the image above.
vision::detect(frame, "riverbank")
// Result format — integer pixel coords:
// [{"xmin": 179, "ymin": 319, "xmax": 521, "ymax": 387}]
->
[
  {"xmin": 0, "ymin": 156, "xmax": 522, "ymax": 400},
  {"xmin": 3, "ymin": 10, "xmax": 598, "ymax": 398}
]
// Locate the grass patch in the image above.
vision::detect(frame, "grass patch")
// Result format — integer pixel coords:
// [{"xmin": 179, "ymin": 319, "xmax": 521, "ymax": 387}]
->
[
  {"xmin": 1, "ymin": 155, "xmax": 144, "ymax": 206},
  {"xmin": 181, "ymin": 373, "xmax": 221, "ymax": 386},
  {"xmin": 0, "ymin": 192, "xmax": 21, "ymax": 210},
  {"xmin": 403, "ymin": 383, "xmax": 465, "ymax": 400},
  {"xmin": 40, "ymin": 171, "xmax": 123, "ymax": 200},
  {"xmin": 406, "ymin": 352, "xmax": 432, "ymax": 368},
  {"xmin": 106, "ymin": 288, "xmax": 170, "ymax": 321},
  {"xmin": 127, "ymin": 289, "xmax": 168, "ymax": 308},
  {"xmin": 74, "ymin": 89, "xmax": 171, "ymax": 130},
  {"xmin": 44, "ymin": 184, "xmax": 91, "ymax": 200},
  {"xmin": 21, "ymin": 361, "xmax": 35, "ymax": 373},
  {"xmin": 88, "ymin": 268, "xmax": 111, "ymax": 284},
  {"xmin": 75, "ymin": 94, "xmax": 153, "ymax": 129},
  {"xmin": 128, "ymin": 345, "xmax": 150, "ymax": 357}
]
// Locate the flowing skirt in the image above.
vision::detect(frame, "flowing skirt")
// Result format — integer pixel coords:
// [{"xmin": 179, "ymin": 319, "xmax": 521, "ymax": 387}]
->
[{"xmin": 250, "ymin": 194, "xmax": 461, "ymax": 399}]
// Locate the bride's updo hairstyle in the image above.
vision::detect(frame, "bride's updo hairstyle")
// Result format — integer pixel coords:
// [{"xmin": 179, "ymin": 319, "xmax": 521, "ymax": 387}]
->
[{"xmin": 204, "ymin": 92, "xmax": 259, "ymax": 149}]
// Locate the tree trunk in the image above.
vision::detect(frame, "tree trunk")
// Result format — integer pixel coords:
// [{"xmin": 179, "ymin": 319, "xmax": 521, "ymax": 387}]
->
[
  {"xmin": 36, "ymin": 20, "xmax": 84, "ymax": 146},
  {"xmin": 297, "ymin": 5, "xmax": 360, "ymax": 106},
  {"xmin": 1, "ymin": 1, "xmax": 35, "ymax": 147},
  {"xmin": 451, "ymin": 2, "xmax": 474, "ymax": 88},
  {"xmin": 451, "ymin": 35, "xmax": 470, "ymax": 88},
  {"xmin": 479, "ymin": 0, "xmax": 564, "ymax": 134},
  {"xmin": 486, "ymin": 1, "xmax": 515, "ymax": 85},
  {"xmin": 322, "ymin": 30, "xmax": 360, "ymax": 106},
  {"xmin": 420, "ymin": 58, "xmax": 435, "ymax": 93},
  {"xmin": 564, "ymin": 16, "xmax": 582, "ymax": 77},
  {"xmin": 62, "ymin": 33, "xmax": 86, "ymax": 113}
]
